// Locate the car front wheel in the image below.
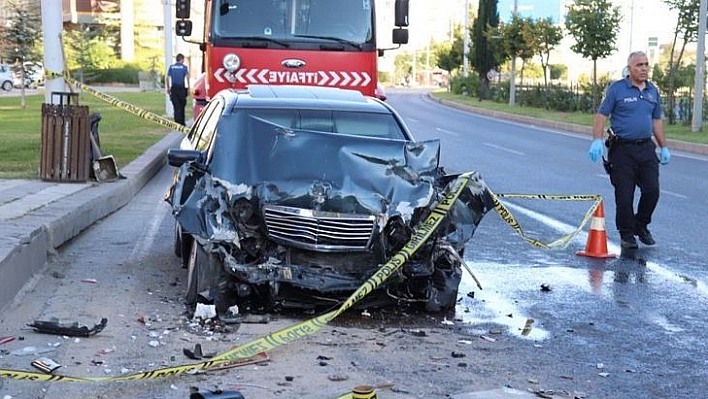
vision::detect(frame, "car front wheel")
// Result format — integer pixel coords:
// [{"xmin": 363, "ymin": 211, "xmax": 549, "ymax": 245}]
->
[
  {"xmin": 1, "ymin": 80, "xmax": 12, "ymax": 91},
  {"xmin": 185, "ymin": 239, "xmax": 223, "ymax": 307}
]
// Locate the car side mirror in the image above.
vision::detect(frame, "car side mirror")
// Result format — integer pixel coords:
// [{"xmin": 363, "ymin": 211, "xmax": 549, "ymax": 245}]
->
[
  {"xmin": 392, "ymin": 28, "xmax": 408, "ymax": 45},
  {"xmin": 176, "ymin": 20, "xmax": 193, "ymax": 37},
  {"xmin": 168, "ymin": 149, "xmax": 203, "ymax": 167}
]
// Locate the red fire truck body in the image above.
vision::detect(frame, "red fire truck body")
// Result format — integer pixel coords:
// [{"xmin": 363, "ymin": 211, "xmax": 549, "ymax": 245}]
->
[{"xmin": 176, "ymin": 0, "xmax": 409, "ymax": 116}]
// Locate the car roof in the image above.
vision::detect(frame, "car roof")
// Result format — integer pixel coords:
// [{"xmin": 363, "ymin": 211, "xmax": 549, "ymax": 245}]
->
[{"xmin": 219, "ymin": 85, "xmax": 393, "ymax": 114}]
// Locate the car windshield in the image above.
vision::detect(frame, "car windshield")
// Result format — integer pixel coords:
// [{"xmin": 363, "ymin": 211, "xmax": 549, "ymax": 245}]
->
[
  {"xmin": 228, "ymin": 108, "xmax": 408, "ymax": 140},
  {"xmin": 209, "ymin": 111, "xmax": 438, "ymax": 208},
  {"xmin": 212, "ymin": 0, "xmax": 373, "ymax": 43}
]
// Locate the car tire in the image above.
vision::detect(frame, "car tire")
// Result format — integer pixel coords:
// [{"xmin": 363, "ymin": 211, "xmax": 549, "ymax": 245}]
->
[
  {"xmin": 174, "ymin": 223, "xmax": 183, "ymax": 258},
  {"xmin": 185, "ymin": 239, "xmax": 222, "ymax": 307},
  {"xmin": 1, "ymin": 80, "xmax": 12, "ymax": 91}
]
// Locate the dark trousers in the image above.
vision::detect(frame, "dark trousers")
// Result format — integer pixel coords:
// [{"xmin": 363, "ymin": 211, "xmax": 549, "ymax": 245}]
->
[
  {"xmin": 170, "ymin": 86, "xmax": 187, "ymax": 126},
  {"xmin": 608, "ymin": 139, "xmax": 660, "ymax": 237}
]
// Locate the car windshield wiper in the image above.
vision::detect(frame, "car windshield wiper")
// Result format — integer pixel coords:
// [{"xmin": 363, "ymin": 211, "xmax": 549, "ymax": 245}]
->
[
  {"xmin": 236, "ymin": 36, "xmax": 290, "ymax": 48},
  {"xmin": 293, "ymin": 35, "xmax": 362, "ymax": 50}
]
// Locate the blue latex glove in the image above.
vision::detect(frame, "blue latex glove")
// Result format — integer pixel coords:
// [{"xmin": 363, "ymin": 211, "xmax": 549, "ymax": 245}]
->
[
  {"xmin": 659, "ymin": 147, "xmax": 671, "ymax": 165},
  {"xmin": 588, "ymin": 139, "xmax": 604, "ymax": 163}
]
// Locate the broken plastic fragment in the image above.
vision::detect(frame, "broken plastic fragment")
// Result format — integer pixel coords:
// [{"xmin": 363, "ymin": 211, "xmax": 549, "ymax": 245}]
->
[
  {"xmin": 31, "ymin": 356, "xmax": 61, "ymax": 373},
  {"xmin": 521, "ymin": 318, "xmax": 535, "ymax": 336},
  {"xmin": 10, "ymin": 346, "xmax": 56, "ymax": 356},
  {"xmin": 193, "ymin": 303, "xmax": 217, "ymax": 320},
  {"xmin": 183, "ymin": 343, "xmax": 216, "ymax": 360},
  {"xmin": 26, "ymin": 318, "xmax": 108, "ymax": 337},
  {"xmin": 189, "ymin": 388, "xmax": 245, "ymax": 399}
]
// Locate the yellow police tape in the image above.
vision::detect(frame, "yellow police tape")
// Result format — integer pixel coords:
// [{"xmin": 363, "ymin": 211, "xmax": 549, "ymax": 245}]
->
[
  {"xmin": 0, "ymin": 172, "xmax": 476, "ymax": 382},
  {"xmin": 7, "ymin": 75, "xmax": 603, "ymax": 383},
  {"xmin": 491, "ymin": 193, "xmax": 602, "ymax": 249},
  {"xmin": 45, "ymin": 69, "xmax": 600, "ymax": 251},
  {"xmin": 45, "ymin": 70, "xmax": 190, "ymax": 134}
]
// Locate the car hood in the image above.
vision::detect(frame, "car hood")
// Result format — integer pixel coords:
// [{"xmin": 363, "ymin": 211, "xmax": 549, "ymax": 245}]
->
[{"xmin": 209, "ymin": 117, "xmax": 441, "ymax": 219}]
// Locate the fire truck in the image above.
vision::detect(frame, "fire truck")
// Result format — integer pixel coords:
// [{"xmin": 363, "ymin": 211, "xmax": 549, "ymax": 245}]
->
[{"xmin": 174, "ymin": 0, "xmax": 410, "ymax": 116}]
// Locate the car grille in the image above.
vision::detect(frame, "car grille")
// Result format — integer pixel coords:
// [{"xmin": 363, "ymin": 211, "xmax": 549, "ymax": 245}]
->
[{"xmin": 263, "ymin": 205, "xmax": 376, "ymax": 252}]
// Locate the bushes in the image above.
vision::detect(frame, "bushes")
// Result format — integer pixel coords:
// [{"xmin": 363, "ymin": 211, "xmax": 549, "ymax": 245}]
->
[
  {"xmin": 448, "ymin": 71, "xmax": 600, "ymax": 114},
  {"xmin": 449, "ymin": 74, "xmax": 479, "ymax": 96},
  {"xmin": 70, "ymin": 63, "xmax": 156, "ymax": 85}
]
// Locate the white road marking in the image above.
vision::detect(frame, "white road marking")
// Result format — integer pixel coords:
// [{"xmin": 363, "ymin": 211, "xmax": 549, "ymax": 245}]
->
[
  {"xmin": 502, "ymin": 200, "xmax": 708, "ymax": 297},
  {"xmin": 435, "ymin": 127, "xmax": 459, "ymax": 137},
  {"xmin": 127, "ymin": 202, "xmax": 170, "ymax": 265},
  {"xmin": 661, "ymin": 189, "xmax": 688, "ymax": 199},
  {"xmin": 484, "ymin": 142, "xmax": 524, "ymax": 155}
]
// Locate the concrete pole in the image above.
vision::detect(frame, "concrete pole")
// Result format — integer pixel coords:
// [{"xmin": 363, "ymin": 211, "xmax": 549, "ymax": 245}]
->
[
  {"xmin": 164, "ymin": 0, "xmax": 174, "ymax": 117},
  {"xmin": 463, "ymin": 0, "xmax": 469, "ymax": 78},
  {"xmin": 692, "ymin": 0, "xmax": 707, "ymax": 132},
  {"xmin": 120, "ymin": 0, "xmax": 135, "ymax": 62},
  {"xmin": 40, "ymin": 0, "xmax": 68, "ymax": 104},
  {"xmin": 508, "ymin": 0, "xmax": 518, "ymax": 106}
]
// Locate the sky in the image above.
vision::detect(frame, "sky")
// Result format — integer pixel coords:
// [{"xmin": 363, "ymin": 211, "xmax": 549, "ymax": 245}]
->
[{"xmin": 497, "ymin": 0, "xmax": 562, "ymax": 23}]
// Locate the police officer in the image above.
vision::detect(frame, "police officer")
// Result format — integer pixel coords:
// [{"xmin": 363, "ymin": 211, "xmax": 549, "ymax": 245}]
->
[
  {"xmin": 588, "ymin": 51, "xmax": 671, "ymax": 249},
  {"xmin": 166, "ymin": 53, "xmax": 189, "ymax": 126}
]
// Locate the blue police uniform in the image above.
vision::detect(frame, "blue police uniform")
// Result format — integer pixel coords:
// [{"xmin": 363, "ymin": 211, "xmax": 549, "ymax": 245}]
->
[
  {"xmin": 597, "ymin": 77, "xmax": 661, "ymax": 243},
  {"xmin": 168, "ymin": 60, "xmax": 189, "ymax": 126}
]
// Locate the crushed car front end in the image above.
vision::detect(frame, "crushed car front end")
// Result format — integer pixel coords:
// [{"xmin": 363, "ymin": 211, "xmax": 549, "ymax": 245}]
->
[{"xmin": 166, "ymin": 87, "xmax": 493, "ymax": 313}]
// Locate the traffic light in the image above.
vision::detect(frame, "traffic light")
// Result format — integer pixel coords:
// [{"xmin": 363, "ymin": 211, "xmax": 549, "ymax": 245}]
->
[{"xmin": 176, "ymin": 0, "xmax": 191, "ymax": 19}]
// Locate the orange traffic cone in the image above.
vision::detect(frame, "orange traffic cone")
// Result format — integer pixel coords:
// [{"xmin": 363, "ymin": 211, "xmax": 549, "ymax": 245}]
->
[{"xmin": 576, "ymin": 201, "xmax": 617, "ymax": 258}]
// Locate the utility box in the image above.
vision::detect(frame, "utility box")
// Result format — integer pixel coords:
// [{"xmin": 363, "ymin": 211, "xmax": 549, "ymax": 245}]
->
[{"xmin": 40, "ymin": 93, "xmax": 90, "ymax": 182}]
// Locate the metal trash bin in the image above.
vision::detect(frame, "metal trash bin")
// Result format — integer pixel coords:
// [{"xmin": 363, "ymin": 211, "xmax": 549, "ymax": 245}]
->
[{"xmin": 40, "ymin": 92, "xmax": 90, "ymax": 182}]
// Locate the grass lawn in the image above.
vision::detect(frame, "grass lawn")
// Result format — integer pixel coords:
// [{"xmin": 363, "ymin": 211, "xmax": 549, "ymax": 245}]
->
[
  {"xmin": 431, "ymin": 91, "xmax": 708, "ymax": 145},
  {"xmin": 0, "ymin": 90, "xmax": 189, "ymax": 179}
]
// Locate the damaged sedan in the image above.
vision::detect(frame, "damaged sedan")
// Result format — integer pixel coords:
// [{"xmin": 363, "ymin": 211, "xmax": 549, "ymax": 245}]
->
[{"xmin": 165, "ymin": 85, "xmax": 494, "ymax": 314}]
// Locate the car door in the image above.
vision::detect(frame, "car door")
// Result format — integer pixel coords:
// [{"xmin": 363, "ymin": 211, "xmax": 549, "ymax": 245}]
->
[{"xmin": 167, "ymin": 96, "xmax": 226, "ymax": 208}]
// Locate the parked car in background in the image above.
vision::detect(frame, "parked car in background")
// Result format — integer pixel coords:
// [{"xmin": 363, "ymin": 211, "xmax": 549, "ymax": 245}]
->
[
  {"xmin": 0, "ymin": 64, "xmax": 14, "ymax": 91},
  {"xmin": 24, "ymin": 62, "xmax": 45, "ymax": 87},
  {"xmin": 165, "ymin": 85, "xmax": 494, "ymax": 315},
  {"xmin": 13, "ymin": 62, "xmax": 44, "ymax": 89}
]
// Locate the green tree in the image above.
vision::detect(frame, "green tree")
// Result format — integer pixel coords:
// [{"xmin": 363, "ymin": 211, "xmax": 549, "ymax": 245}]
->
[
  {"xmin": 549, "ymin": 64, "xmax": 567, "ymax": 81},
  {"xmin": 435, "ymin": 24, "xmax": 465, "ymax": 74},
  {"xmin": 503, "ymin": 16, "xmax": 534, "ymax": 87},
  {"xmin": 565, "ymin": 0, "xmax": 622, "ymax": 111},
  {"xmin": 470, "ymin": 0, "xmax": 500, "ymax": 100},
  {"xmin": 652, "ymin": 62, "xmax": 695, "ymax": 93},
  {"xmin": 64, "ymin": 24, "xmax": 118, "ymax": 73},
  {"xmin": 0, "ymin": 0, "xmax": 42, "ymax": 107},
  {"xmin": 663, "ymin": 0, "xmax": 703, "ymax": 124},
  {"xmin": 393, "ymin": 49, "xmax": 427, "ymax": 86},
  {"xmin": 525, "ymin": 17, "xmax": 562, "ymax": 107}
]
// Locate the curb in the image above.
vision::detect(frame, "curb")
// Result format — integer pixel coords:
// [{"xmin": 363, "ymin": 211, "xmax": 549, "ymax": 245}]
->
[
  {"xmin": 430, "ymin": 95, "xmax": 708, "ymax": 156},
  {"xmin": 0, "ymin": 131, "xmax": 184, "ymax": 312}
]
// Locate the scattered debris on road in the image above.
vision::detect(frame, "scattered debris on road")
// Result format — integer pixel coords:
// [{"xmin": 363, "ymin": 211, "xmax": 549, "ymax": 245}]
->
[{"xmin": 26, "ymin": 317, "xmax": 108, "ymax": 337}]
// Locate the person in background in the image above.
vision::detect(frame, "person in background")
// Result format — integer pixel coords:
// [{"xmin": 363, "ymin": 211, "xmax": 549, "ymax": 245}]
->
[
  {"xmin": 588, "ymin": 51, "xmax": 671, "ymax": 249},
  {"xmin": 166, "ymin": 53, "xmax": 189, "ymax": 126}
]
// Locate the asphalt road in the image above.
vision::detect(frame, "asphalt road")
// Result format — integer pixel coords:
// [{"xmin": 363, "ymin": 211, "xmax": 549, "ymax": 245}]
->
[
  {"xmin": 1, "ymin": 88, "xmax": 707, "ymax": 398},
  {"xmin": 390, "ymin": 88, "xmax": 708, "ymax": 397}
]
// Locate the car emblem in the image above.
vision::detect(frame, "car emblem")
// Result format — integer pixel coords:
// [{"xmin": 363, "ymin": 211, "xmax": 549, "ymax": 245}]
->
[
  {"xmin": 281, "ymin": 59, "xmax": 306, "ymax": 69},
  {"xmin": 311, "ymin": 181, "xmax": 331, "ymax": 205}
]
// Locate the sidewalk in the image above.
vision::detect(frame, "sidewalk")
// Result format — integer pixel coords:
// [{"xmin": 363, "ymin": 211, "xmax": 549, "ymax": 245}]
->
[{"xmin": 0, "ymin": 132, "xmax": 184, "ymax": 311}]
